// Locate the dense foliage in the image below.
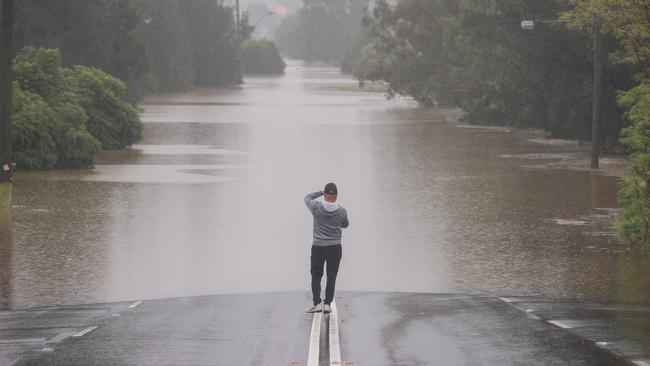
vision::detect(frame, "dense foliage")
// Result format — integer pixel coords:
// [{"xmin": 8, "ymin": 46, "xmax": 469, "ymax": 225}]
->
[
  {"xmin": 565, "ymin": 0, "xmax": 650, "ymax": 245},
  {"xmin": 65, "ymin": 65, "xmax": 141, "ymax": 150},
  {"xmin": 352, "ymin": 0, "xmax": 631, "ymax": 144},
  {"xmin": 12, "ymin": 47, "xmax": 141, "ymax": 170},
  {"xmin": 14, "ymin": 0, "xmax": 246, "ymax": 100},
  {"xmin": 241, "ymin": 39, "xmax": 286, "ymax": 74},
  {"xmin": 275, "ymin": 0, "xmax": 365, "ymax": 64}
]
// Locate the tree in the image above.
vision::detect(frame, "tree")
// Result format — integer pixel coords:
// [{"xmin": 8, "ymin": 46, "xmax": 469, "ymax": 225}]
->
[
  {"xmin": 65, "ymin": 65, "xmax": 141, "ymax": 150},
  {"xmin": 354, "ymin": 0, "xmax": 629, "ymax": 142},
  {"xmin": 14, "ymin": 0, "xmax": 246, "ymax": 99},
  {"xmin": 14, "ymin": 0, "xmax": 148, "ymax": 100},
  {"xmin": 11, "ymin": 47, "xmax": 141, "ymax": 170},
  {"xmin": 565, "ymin": 0, "xmax": 650, "ymax": 245},
  {"xmin": 275, "ymin": 0, "xmax": 366, "ymax": 64}
]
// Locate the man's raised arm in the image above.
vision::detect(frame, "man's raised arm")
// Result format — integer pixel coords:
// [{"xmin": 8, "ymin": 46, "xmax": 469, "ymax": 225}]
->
[{"xmin": 304, "ymin": 191, "xmax": 323, "ymax": 211}]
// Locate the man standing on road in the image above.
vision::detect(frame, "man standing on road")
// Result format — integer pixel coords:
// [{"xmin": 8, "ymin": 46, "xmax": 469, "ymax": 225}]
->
[{"xmin": 304, "ymin": 183, "xmax": 349, "ymax": 314}]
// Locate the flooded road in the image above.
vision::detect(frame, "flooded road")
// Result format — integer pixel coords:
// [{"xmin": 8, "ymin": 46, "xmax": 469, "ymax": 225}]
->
[{"xmin": 2, "ymin": 63, "xmax": 649, "ymax": 309}]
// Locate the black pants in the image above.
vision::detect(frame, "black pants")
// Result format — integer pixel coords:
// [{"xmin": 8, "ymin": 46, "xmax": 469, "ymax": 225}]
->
[{"xmin": 310, "ymin": 244, "xmax": 342, "ymax": 305}]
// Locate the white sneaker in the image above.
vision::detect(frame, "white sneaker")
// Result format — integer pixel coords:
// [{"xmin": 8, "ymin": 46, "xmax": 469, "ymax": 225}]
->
[
  {"xmin": 323, "ymin": 303, "xmax": 331, "ymax": 314},
  {"xmin": 306, "ymin": 303, "xmax": 323, "ymax": 313}
]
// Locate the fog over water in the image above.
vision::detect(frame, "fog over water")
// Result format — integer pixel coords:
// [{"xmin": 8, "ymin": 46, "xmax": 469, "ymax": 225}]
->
[{"xmin": 2, "ymin": 63, "xmax": 648, "ymax": 309}]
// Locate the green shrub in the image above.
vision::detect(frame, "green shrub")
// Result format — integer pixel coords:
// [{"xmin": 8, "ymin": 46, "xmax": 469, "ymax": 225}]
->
[
  {"xmin": 240, "ymin": 39, "xmax": 286, "ymax": 75},
  {"xmin": 13, "ymin": 46, "xmax": 63, "ymax": 100},
  {"xmin": 617, "ymin": 83, "xmax": 650, "ymax": 245},
  {"xmin": 52, "ymin": 101, "xmax": 101, "ymax": 169},
  {"xmin": 12, "ymin": 87, "xmax": 58, "ymax": 170},
  {"xmin": 65, "ymin": 65, "xmax": 142, "ymax": 149},
  {"xmin": 10, "ymin": 47, "xmax": 139, "ymax": 170}
]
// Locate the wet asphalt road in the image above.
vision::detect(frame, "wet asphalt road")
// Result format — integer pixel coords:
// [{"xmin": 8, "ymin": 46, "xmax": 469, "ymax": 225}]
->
[{"xmin": 2, "ymin": 292, "xmax": 648, "ymax": 366}]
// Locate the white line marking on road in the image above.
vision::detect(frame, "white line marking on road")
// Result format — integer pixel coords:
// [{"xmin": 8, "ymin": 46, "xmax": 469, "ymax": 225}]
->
[
  {"xmin": 595, "ymin": 341, "xmax": 608, "ymax": 347},
  {"xmin": 50, "ymin": 332, "xmax": 76, "ymax": 343},
  {"xmin": 307, "ymin": 312, "xmax": 322, "ymax": 366},
  {"xmin": 329, "ymin": 302, "xmax": 342, "ymax": 366},
  {"xmin": 73, "ymin": 326, "xmax": 99, "ymax": 337},
  {"xmin": 633, "ymin": 361, "xmax": 650, "ymax": 366},
  {"xmin": 547, "ymin": 320, "xmax": 572, "ymax": 329},
  {"xmin": 497, "ymin": 297, "xmax": 516, "ymax": 303},
  {"xmin": 0, "ymin": 337, "xmax": 46, "ymax": 344},
  {"xmin": 526, "ymin": 313, "xmax": 542, "ymax": 321},
  {"xmin": 128, "ymin": 300, "xmax": 143, "ymax": 309}
]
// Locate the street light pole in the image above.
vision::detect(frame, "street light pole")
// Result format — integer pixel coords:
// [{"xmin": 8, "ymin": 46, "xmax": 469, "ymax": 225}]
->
[
  {"xmin": 591, "ymin": 25, "xmax": 602, "ymax": 169},
  {"xmin": 521, "ymin": 19, "xmax": 602, "ymax": 169},
  {"xmin": 0, "ymin": 0, "xmax": 14, "ymax": 209},
  {"xmin": 233, "ymin": 0, "xmax": 242, "ymax": 85},
  {"xmin": 235, "ymin": 0, "xmax": 240, "ymax": 37}
]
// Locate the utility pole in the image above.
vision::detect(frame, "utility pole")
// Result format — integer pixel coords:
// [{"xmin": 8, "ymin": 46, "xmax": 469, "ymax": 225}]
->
[
  {"xmin": 235, "ymin": 0, "xmax": 240, "ymax": 37},
  {"xmin": 591, "ymin": 25, "xmax": 602, "ymax": 169},
  {"xmin": 233, "ymin": 0, "xmax": 242, "ymax": 85},
  {"xmin": 0, "ymin": 0, "xmax": 14, "ymax": 211}
]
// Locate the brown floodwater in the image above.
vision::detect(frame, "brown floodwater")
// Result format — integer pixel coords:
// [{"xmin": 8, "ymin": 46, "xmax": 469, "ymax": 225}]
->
[{"xmin": 1, "ymin": 63, "xmax": 649, "ymax": 309}]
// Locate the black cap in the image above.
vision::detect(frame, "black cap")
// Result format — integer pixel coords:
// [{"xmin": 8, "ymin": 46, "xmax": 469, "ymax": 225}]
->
[{"xmin": 324, "ymin": 182, "xmax": 338, "ymax": 195}]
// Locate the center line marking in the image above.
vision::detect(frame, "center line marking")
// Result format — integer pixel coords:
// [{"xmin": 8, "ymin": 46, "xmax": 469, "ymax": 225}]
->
[
  {"xmin": 128, "ymin": 300, "xmax": 143, "ymax": 309},
  {"xmin": 547, "ymin": 320, "xmax": 572, "ymax": 329},
  {"xmin": 329, "ymin": 302, "xmax": 342, "ymax": 366},
  {"xmin": 307, "ymin": 311, "xmax": 322, "ymax": 366},
  {"xmin": 73, "ymin": 326, "xmax": 99, "ymax": 337}
]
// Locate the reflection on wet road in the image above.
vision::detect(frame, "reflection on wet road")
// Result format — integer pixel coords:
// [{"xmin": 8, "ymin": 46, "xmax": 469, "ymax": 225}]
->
[{"xmin": 2, "ymin": 63, "xmax": 649, "ymax": 309}]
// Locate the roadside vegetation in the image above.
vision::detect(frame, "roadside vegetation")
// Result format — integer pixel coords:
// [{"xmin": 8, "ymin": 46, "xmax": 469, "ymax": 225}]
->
[
  {"xmin": 347, "ymin": 0, "xmax": 649, "ymax": 246},
  {"xmin": 564, "ymin": 1, "xmax": 650, "ymax": 246},
  {"xmin": 12, "ymin": 47, "xmax": 140, "ymax": 170},
  {"xmin": 14, "ymin": 0, "xmax": 251, "ymax": 100},
  {"xmin": 348, "ymin": 1, "xmax": 631, "ymax": 145},
  {"xmin": 10, "ymin": 0, "xmax": 287, "ymax": 171}
]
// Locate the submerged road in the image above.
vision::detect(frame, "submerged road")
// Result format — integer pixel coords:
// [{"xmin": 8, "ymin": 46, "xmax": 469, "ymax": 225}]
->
[{"xmin": 2, "ymin": 292, "xmax": 649, "ymax": 366}]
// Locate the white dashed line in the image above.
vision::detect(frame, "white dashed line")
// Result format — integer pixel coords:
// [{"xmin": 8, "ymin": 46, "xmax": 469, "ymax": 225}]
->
[
  {"xmin": 73, "ymin": 326, "xmax": 99, "ymax": 337},
  {"xmin": 307, "ymin": 312, "xmax": 322, "ymax": 366},
  {"xmin": 50, "ymin": 332, "xmax": 76, "ymax": 343},
  {"xmin": 547, "ymin": 320, "xmax": 572, "ymax": 329},
  {"xmin": 497, "ymin": 297, "xmax": 516, "ymax": 303},
  {"xmin": 0, "ymin": 337, "xmax": 46, "ymax": 344},
  {"xmin": 128, "ymin": 300, "xmax": 143, "ymax": 309},
  {"xmin": 329, "ymin": 302, "xmax": 341, "ymax": 366},
  {"xmin": 633, "ymin": 361, "xmax": 650, "ymax": 366}
]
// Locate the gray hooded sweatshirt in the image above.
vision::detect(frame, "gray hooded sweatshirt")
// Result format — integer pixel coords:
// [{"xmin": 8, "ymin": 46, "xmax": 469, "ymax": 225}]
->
[{"xmin": 304, "ymin": 191, "xmax": 349, "ymax": 246}]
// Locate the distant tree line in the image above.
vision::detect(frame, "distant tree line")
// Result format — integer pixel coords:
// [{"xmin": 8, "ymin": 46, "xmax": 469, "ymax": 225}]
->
[
  {"xmin": 275, "ymin": 0, "xmax": 365, "ymax": 66},
  {"xmin": 349, "ymin": 0, "xmax": 631, "ymax": 145},
  {"xmin": 14, "ymin": 0, "xmax": 247, "ymax": 101}
]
